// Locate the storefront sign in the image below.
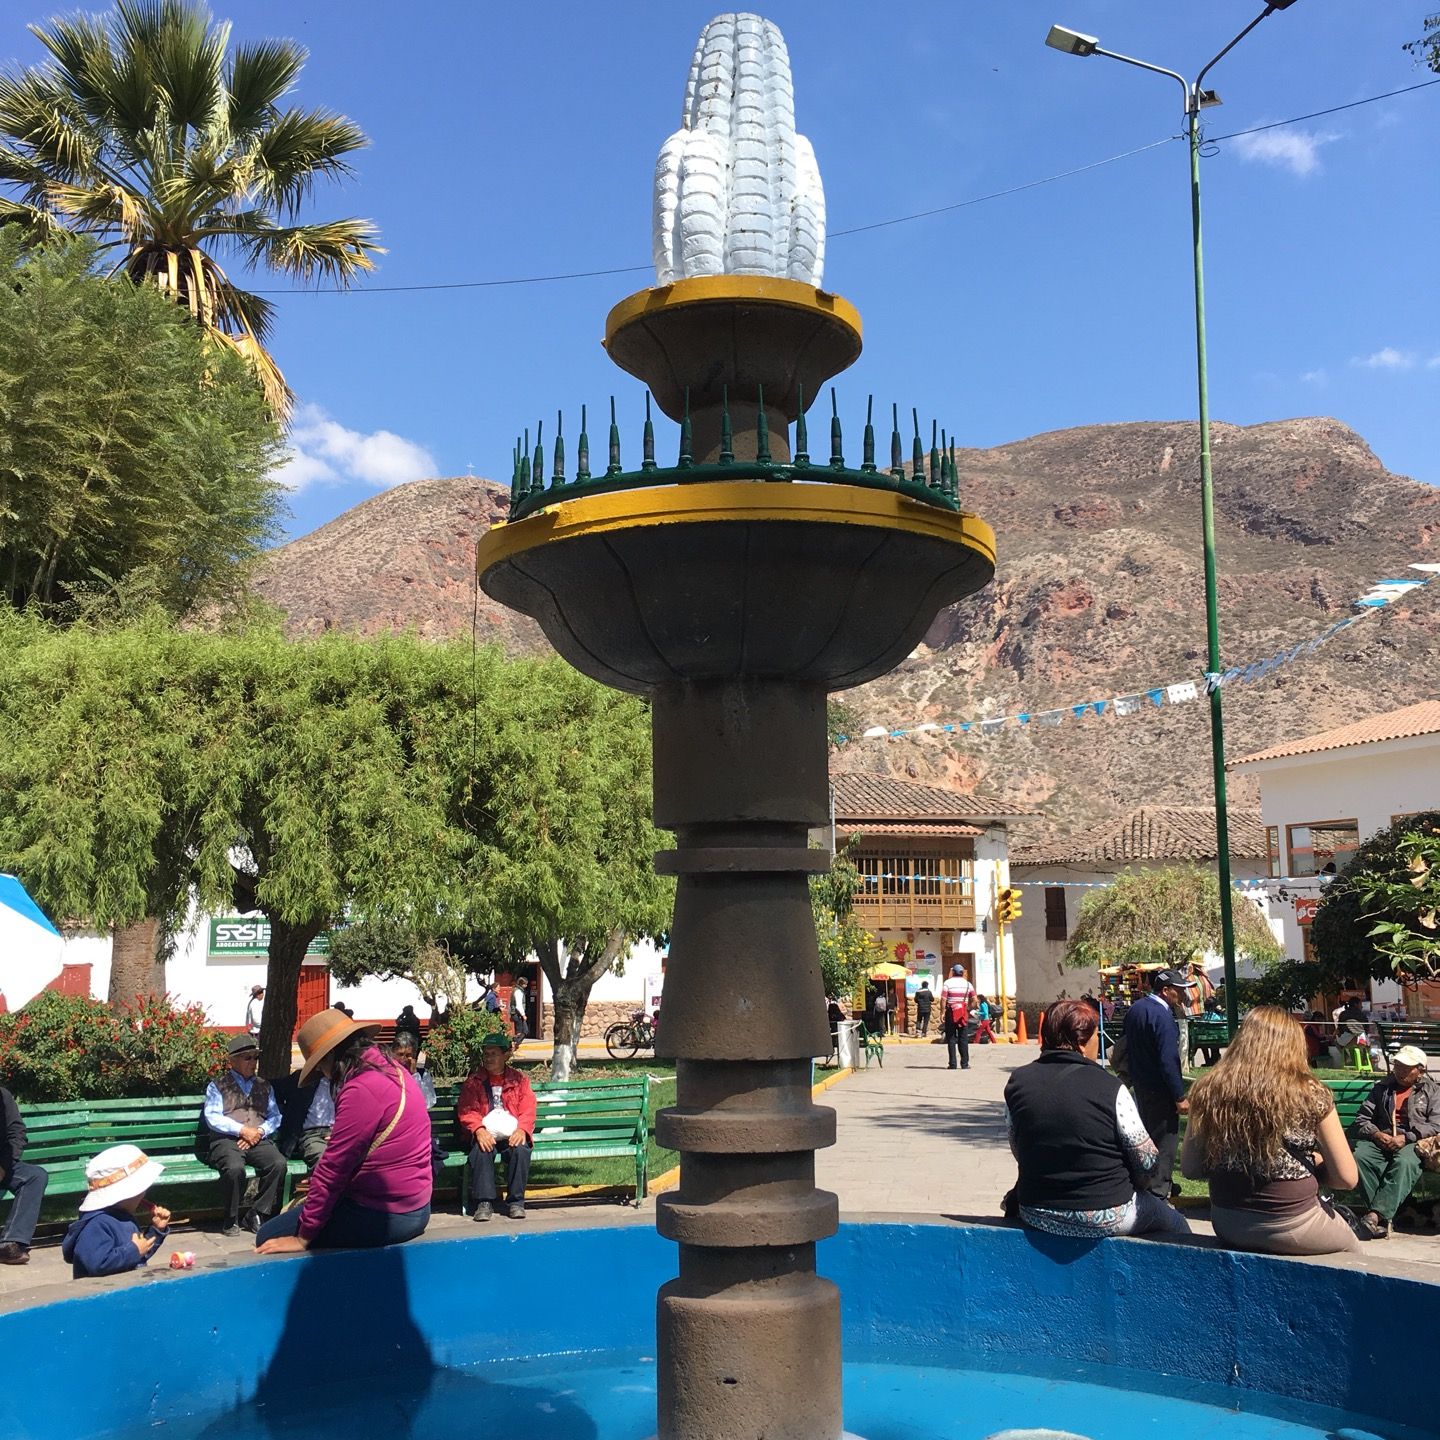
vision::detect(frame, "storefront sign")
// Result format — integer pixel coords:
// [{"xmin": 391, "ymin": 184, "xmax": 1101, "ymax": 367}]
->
[
  {"xmin": 1294, "ymin": 897, "xmax": 1320, "ymax": 925},
  {"xmin": 208, "ymin": 918, "xmax": 330, "ymax": 957}
]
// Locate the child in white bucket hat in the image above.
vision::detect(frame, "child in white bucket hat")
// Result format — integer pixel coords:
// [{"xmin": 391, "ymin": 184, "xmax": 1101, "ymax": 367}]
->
[{"xmin": 61, "ymin": 1144, "xmax": 171, "ymax": 1278}]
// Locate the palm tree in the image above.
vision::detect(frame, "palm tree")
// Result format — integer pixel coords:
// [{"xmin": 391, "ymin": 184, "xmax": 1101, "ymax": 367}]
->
[{"xmin": 0, "ymin": 0, "xmax": 381, "ymax": 411}]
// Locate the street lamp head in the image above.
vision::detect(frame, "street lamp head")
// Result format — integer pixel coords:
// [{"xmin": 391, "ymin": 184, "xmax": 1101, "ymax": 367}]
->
[
  {"xmin": 1197, "ymin": 89, "xmax": 1223, "ymax": 109},
  {"xmin": 1265, "ymin": 1, "xmax": 1302, "ymax": 9},
  {"xmin": 1044, "ymin": 24, "xmax": 1099, "ymax": 57}
]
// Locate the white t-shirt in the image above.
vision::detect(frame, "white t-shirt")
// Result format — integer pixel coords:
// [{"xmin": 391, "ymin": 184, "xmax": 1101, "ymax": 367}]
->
[{"xmin": 941, "ymin": 975, "xmax": 975, "ymax": 1019}]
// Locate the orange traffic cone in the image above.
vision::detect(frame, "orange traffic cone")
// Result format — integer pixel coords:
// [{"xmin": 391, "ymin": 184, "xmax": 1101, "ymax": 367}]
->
[{"xmin": 1016, "ymin": 1009, "xmax": 1029, "ymax": 1045}]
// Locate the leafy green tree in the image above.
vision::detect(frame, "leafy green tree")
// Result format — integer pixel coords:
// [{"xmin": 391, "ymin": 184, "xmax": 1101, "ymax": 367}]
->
[
  {"xmin": 1311, "ymin": 811, "xmax": 1440, "ymax": 989},
  {"xmin": 0, "ymin": 0, "xmax": 381, "ymax": 410},
  {"xmin": 1065, "ymin": 865, "xmax": 1282, "ymax": 972},
  {"xmin": 461, "ymin": 659, "xmax": 672, "ymax": 1081},
  {"xmin": 0, "ymin": 233, "xmax": 282, "ymax": 615},
  {"xmin": 811, "ymin": 841, "xmax": 886, "ymax": 1002}
]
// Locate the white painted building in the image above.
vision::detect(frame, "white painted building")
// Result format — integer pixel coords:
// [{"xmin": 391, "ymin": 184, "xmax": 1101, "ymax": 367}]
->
[
  {"xmin": 829, "ymin": 772, "xmax": 1028, "ymax": 1029},
  {"xmin": 1230, "ymin": 699, "xmax": 1440, "ymax": 1016},
  {"xmin": 1009, "ymin": 806, "xmax": 1274, "ymax": 1006}
]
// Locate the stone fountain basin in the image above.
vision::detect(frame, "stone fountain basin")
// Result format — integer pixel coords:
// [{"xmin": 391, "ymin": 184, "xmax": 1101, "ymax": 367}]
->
[{"xmin": 1, "ymin": 1221, "xmax": 1430, "ymax": 1440}]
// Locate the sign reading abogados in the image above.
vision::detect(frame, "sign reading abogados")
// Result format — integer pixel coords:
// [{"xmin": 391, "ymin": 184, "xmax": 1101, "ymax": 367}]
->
[{"xmin": 208, "ymin": 918, "xmax": 330, "ymax": 957}]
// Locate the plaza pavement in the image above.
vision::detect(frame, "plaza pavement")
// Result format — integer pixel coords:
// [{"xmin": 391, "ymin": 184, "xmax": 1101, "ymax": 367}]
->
[{"xmin": 3, "ymin": 1038, "xmax": 1438, "ymax": 1312}]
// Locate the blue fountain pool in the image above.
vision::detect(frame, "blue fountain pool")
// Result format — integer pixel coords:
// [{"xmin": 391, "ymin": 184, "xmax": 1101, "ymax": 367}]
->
[{"xmin": 1, "ymin": 1223, "xmax": 1431, "ymax": 1440}]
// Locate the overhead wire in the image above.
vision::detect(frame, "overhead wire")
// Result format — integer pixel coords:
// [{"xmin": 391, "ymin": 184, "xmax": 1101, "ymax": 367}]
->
[{"xmin": 252, "ymin": 76, "xmax": 1439, "ymax": 298}]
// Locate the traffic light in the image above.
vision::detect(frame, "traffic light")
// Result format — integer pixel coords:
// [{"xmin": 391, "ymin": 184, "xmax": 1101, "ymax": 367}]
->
[{"xmin": 997, "ymin": 887, "xmax": 1023, "ymax": 924}]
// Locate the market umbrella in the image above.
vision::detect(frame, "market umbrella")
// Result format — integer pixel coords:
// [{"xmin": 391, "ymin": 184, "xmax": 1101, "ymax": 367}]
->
[{"xmin": 868, "ymin": 962, "xmax": 909, "ymax": 980}]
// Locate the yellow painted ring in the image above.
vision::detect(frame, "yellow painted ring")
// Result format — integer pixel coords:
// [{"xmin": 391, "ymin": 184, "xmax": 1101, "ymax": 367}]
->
[
  {"xmin": 476, "ymin": 481, "xmax": 996, "ymax": 573},
  {"xmin": 604, "ymin": 275, "xmax": 863, "ymax": 349}
]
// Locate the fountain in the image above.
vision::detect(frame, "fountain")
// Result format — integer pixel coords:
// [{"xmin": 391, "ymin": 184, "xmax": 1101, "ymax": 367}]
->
[
  {"xmin": 478, "ymin": 13, "xmax": 993, "ymax": 1439},
  {"xmin": 0, "ymin": 16, "xmax": 1434, "ymax": 1440}
]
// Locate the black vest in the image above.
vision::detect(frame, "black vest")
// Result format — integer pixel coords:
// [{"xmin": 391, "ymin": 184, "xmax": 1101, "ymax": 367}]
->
[{"xmin": 1004, "ymin": 1050, "xmax": 1134, "ymax": 1212}]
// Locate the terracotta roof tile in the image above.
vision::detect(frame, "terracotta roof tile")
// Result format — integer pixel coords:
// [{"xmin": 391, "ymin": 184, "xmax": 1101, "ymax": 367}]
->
[
  {"xmin": 830, "ymin": 771, "xmax": 1030, "ymax": 822},
  {"xmin": 839, "ymin": 821, "xmax": 987, "ymax": 838},
  {"xmin": 1013, "ymin": 805, "xmax": 1266, "ymax": 866},
  {"xmin": 1231, "ymin": 699, "xmax": 1440, "ymax": 767}
]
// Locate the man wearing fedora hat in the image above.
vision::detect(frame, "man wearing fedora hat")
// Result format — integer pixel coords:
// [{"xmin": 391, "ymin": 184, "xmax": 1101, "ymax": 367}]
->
[
  {"xmin": 198, "ymin": 1034, "xmax": 286, "ymax": 1237},
  {"xmin": 1351, "ymin": 1043, "xmax": 1440, "ymax": 1239},
  {"xmin": 456, "ymin": 1032, "xmax": 536, "ymax": 1220}
]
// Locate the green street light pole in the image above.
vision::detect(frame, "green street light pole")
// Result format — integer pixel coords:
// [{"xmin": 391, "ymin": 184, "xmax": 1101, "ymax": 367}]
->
[{"xmin": 1045, "ymin": 5, "xmax": 1300, "ymax": 1034}]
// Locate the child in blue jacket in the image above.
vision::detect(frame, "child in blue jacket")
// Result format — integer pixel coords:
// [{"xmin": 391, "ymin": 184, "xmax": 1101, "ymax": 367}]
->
[{"xmin": 61, "ymin": 1144, "xmax": 170, "ymax": 1279}]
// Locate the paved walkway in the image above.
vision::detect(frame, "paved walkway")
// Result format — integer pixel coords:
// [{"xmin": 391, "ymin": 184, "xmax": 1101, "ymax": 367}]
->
[{"xmin": 4, "ymin": 1041, "xmax": 1438, "ymax": 1311}]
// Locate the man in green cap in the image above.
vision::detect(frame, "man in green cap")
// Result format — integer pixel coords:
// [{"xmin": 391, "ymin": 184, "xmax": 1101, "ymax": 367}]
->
[{"xmin": 456, "ymin": 1032, "xmax": 536, "ymax": 1220}]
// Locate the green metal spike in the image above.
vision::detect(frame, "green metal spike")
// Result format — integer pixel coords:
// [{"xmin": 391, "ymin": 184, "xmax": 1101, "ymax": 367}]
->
[
  {"xmin": 862, "ymin": 395, "xmax": 876, "ymax": 472},
  {"xmin": 577, "ymin": 404, "xmax": 590, "ymax": 481},
  {"xmin": 829, "ymin": 388, "xmax": 843, "ymax": 468},
  {"xmin": 553, "ymin": 410, "xmax": 565, "ymax": 485},
  {"xmin": 606, "ymin": 396, "xmax": 621, "ymax": 476},
  {"xmin": 533, "ymin": 420, "xmax": 545, "ymax": 495},
  {"xmin": 510, "ymin": 443, "xmax": 520, "ymax": 514},
  {"xmin": 519, "ymin": 426, "xmax": 531, "ymax": 497},
  {"xmin": 642, "ymin": 392, "xmax": 657, "ymax": 471},
  {"xmin": 890, "ymin": 403, "xmax": 903, "ymax": 478},
  {"xmin": 949, "ymin": 442, "xmax": 960, "ymax": 502},
  {"xmin": 755, "ymin": 383, "xmax": 771, "ymax": 463},
  {"xmin": 911, "ymin": 408, "xmax": 924, "ymax": 479},
  {"xmin": 679, "ymin": 388, "xmax": 693, "ymax": 469},
  {"xmin": 930, "ymin": 419, "xmax": 941, "ymax": 489},
  {"xmin": 720, "ymin": 385, "xmax": 734, "ymax": 464},
  {"xmin": 794, "ymin": 383, "xmax": 809, "ymax": 466}
]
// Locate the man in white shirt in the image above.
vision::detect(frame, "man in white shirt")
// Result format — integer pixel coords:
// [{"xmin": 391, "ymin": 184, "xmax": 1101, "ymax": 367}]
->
[
  {"xmin": 199, "ymin": 1035, "xmax": 286, "ymax": 1236},
  {"xmin": 941, "ymin": 964, "xmax": 976, "ymax": 1071},
  {"xmin": 245, "ymin": 985, "xmax": 265, "ymax": 1036}
]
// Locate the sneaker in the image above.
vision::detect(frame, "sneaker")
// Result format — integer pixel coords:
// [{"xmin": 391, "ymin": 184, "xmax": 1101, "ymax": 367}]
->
[
  {"xmin": 0, "ymin": 1242, "xmax": 29, "ymax": 1265},
  {"xmin": 506, "ymin": 1202, "xmax": 526, "ymax": 1220},
  {"xmin": 472, "ymin": 1201, "xmax": 493, "ymax": 1223}
]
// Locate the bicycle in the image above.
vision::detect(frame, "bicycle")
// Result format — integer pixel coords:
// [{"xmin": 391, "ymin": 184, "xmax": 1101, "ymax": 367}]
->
[{"xmin": 604, "ymin": 1009, "xmax": 657, "ymax": 1060}]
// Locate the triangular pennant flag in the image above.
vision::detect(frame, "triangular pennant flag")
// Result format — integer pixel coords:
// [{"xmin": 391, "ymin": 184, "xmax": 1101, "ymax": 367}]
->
[
  {"xmin": 960, "ymin": 722, "xmax": 972, "ymax": 733},
  {"xmin": 1092, "ymin": 700, "xmax": 1107, "ymax": 716},
  {"xmin": 1146, "ymin": 688, "xmax": 1165, "ymax": 707},
  {"xmin": 1036, "ymin": 709, "xmax": 1064, "ymax": 727},
  {"xmin": 1071, "ymin": 703, "xmax": 1089, "ymax": 718},
  {"xmin": 1017, "ymin": 713, "xmax": 1031, "ymax": 725}
]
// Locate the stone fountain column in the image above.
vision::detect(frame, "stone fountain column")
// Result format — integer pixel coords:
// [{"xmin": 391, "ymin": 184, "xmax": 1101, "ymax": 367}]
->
[{"xmin": 479, "ymin": 275, "xmax": 995, "ymax": 1440}]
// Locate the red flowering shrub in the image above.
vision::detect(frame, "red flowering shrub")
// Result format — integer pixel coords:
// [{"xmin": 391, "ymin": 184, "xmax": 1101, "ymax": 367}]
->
[{"xmin": 0, "ymin": 991, "xmax": 227, "ymax": 1100}]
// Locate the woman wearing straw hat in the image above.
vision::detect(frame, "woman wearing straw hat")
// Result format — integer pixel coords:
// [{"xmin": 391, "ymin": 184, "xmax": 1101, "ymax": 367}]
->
[
  {"xmin": 256, "ymin": 1007, "xmax": 433, "ymax": 1255},
  {"xmin": 61, "ymin": 1144, "xmax": 171, "ymax": 1278}
]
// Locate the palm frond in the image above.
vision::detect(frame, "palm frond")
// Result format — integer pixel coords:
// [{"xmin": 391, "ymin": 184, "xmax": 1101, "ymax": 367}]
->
[
  {"xmin": 248, "ymin": 107, "xmax": 369, "ymax": 216},
  {"xmin": 0, "ymin": 195, "xmax": 68, "ymax": 239},
  {"xmin": 208, "ymin": 326, "xmax": 291, "ymax": 416},
  {"xmin": 238, "ymin": 217, "xmax": 382, "ymax": 285},
  {"xmin": 226, "ymin": 38, "xmax": 305, "ymax": 133}
]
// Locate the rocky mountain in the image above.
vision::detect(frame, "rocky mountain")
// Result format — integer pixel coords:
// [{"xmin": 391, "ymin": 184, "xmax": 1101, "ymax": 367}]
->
[{"xmin": 253, "ymin": 418, "xmax": 1440, "ymax": 849}]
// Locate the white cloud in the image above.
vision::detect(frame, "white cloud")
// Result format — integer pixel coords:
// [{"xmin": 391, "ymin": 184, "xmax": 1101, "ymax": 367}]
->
[
  {"xmin": 1354, "ymin": 347, "xmax": 1417, "ymax": 371},
  {"xmin": 277, "ymin": 403, "xmax": 437, "ymax": 492},
  {"xmin": 1299, "ymin": 369, "xmax": 1326, "ymax": 385},
  {"xmin": 1228, "ymin": 127, "xmax": 1338, "ymax": 177},
  {"xmin": 1428, "ymin": 355, "xmax": 1440, "ymax": 370}
]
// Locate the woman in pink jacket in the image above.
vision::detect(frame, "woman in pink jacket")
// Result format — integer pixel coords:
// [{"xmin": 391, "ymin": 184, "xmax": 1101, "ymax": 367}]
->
[{"xmin": 257, "ymin": 1008, "xmax": 433, "ymax": 1255}]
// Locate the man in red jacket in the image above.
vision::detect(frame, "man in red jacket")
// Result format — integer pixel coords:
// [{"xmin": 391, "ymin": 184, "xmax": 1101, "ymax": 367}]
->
[{"xmin": 456, "ymin": 1032, "xmax": 536, "ymax": 1221}]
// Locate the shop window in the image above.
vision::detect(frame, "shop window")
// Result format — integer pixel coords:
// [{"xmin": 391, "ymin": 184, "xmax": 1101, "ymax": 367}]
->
[
  {"xmin": 1044, "ymin": 886, "xmax": 1067, "ymax": 942},
  {"xmin": 1266, "ymin": 826, "xmax": 1282, "ymax": 879},
  {"xmin": 1287, "ymin": 820, "xmax": 1359, "ymax": 877}
]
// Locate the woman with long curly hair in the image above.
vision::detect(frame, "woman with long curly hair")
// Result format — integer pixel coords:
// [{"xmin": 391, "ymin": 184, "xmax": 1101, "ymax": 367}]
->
[{"xmin": 1182, "ymin": 1005, "xmax": 1359, "ymax": 1255}]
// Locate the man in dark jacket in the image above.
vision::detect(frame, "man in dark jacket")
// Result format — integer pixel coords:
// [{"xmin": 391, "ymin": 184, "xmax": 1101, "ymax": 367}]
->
[
  {"xmin": 1351, "ymin": 1045, "xmax": 1440, "ymax": 1239},
  {"xmin": 1121, "ymin": 967, "xmax": 1196, "ymax": 1201},
  {"xmin": 0, "ymin": 1085, "xmax": 48, "ymax": 1264}
]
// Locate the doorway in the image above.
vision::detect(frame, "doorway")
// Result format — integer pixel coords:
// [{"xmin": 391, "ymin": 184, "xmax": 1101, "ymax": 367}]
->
[{"xmin": 295, "ymin": 963, "xmax": 331, "ymax": 1032}]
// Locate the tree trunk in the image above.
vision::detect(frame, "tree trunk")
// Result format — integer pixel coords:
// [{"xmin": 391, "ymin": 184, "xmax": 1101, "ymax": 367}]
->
[
  {"xmin": 109, "ymin": 917, "xmax": 165, "ymax": 1006},
  {"xmin": 537, "ymin": 930, "xmax": 627, "ymax": 1080},
  {"xmin": 258, "ymin": 915, "xmax": 324, "ymax": 1079}
]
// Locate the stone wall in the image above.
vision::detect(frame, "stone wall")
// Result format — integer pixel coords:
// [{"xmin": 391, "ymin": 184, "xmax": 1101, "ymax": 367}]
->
[{"xmin": 535, "ymin": 999, "xmax": 645, "ymax": 1040}]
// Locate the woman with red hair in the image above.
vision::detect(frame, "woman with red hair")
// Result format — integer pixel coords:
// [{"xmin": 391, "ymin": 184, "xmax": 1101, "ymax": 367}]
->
[{"xmin": 1004, "ymin": 998, "xmax": 1191, "ymax": 1241}]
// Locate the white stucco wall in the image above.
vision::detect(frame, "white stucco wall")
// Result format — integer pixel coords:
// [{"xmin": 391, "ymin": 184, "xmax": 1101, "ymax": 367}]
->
[{"xmin": 1233, "ymin": 731, "xmax": 1440, "ymax": 1004}]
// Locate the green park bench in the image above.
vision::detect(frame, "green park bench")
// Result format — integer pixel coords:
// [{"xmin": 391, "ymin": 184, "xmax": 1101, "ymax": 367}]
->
[
  {"xmin": 1186, "ymin": 1018, "xmax": 1232, "ymax": 1066},
  {"xmin": 853, "ymin": 1022, "xmax": 885, "ymax": 1068},
  {"xmin": 19, "ymin": 1097, "xmax": 308, "ymax": 1211},
  {"xmin": 1376, "ymin": 1021, "xmax": 1440, "ymax": 1058},
  {"xmin": 436, "ymin": 1075, "xmax": 652, "ymax": 1211}
]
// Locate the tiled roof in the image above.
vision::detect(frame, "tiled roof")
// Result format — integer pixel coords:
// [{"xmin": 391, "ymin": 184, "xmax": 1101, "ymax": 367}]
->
[
  {"xmin": 830, "ymin": 771, "xmax": 1030, "ymax": 822},
  {"xmin": 840, "ymin": 821, "xmax": 987, "ymax": 838},
  {"xmin": 1013, "ymin": 806, "xmax": 1267, "ymax": 866},
  {"xmin": 1232, "ymin": 699, "xmax": 1440, "ymax": 767}
]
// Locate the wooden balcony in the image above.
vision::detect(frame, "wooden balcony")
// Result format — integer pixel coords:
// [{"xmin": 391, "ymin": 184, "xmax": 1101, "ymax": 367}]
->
[{"xmin": 851, "ymin": 892, "xmax": 976, "ymax": 932}]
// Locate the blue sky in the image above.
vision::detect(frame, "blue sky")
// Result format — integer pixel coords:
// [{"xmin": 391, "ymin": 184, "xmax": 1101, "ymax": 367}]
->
[{"xmin": 7, "ymin": 2, "xmax": 1437, "ymax": 539}]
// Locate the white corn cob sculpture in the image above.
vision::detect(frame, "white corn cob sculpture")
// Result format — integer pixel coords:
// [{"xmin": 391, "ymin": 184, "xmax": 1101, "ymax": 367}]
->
[{"xmin": 652, "ymin": 12, "xmax": 826, "ymax": 288}]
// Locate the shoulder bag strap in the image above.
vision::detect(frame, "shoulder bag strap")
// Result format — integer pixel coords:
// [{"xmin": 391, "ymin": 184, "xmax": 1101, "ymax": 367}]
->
[{"xmin": 364, "ymin": 1061, "xmax": 409, "ymax": 1160}]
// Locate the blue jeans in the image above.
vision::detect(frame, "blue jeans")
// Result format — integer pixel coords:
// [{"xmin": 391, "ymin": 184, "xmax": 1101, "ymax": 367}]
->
[
  {"xmin": 1, "ymin": 1161, "xmax": 48, "ymax": 1249},
  {"xmin": 256, "ymin": 1197, "xmax": 430, "ymax": 1250}
]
